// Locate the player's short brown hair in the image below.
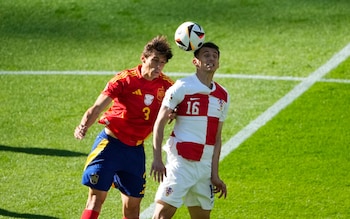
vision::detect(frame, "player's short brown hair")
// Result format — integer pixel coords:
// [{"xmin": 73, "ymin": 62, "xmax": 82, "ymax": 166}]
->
[{"xmin": 143, "ymin": 35, "xmax": 173, "ymax": 62}]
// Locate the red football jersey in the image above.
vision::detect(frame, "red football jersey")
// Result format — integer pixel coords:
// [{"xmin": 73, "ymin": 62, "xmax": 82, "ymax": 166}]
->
[{"xmin": 99, "ymin": 65, "xmax": 173, "ymax": 146}]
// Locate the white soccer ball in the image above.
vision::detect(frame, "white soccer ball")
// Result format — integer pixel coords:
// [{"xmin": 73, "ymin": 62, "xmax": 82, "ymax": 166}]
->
[{"xmin": 174, "ymin": 21, "xmax": 205, "ymax": 51}]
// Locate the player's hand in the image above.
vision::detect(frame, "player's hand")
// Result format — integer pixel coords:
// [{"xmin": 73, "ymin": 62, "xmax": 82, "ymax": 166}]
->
[
  {"xmin": 150, "ymin": 159, "xmax": 166, "ymax": 183},
  {"xmin": 74, "ymin": 124, "xmax": 88, "ymax": 140},
  {"xmin": 211, "ymin": 176, "xmax": 227, "ymax": 199},
  {"xmin": 168, "ymin": 107, "xmax": 178, "ymax": 124}
]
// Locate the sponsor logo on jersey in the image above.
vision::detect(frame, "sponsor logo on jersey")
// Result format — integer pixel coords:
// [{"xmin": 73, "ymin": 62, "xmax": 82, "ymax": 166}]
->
[
  {"xmin": 132, "ymin": 89, "xmax": 142, "ymax": 96},
  {"xmin": 190, "ymin": 97, "xmax": 200, "ymax": 101}
]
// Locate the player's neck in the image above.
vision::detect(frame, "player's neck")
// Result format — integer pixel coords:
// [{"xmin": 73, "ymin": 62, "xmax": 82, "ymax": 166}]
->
[{"xmin": 196, "ymin": 72, "xmax": 213, "ymax": 89}]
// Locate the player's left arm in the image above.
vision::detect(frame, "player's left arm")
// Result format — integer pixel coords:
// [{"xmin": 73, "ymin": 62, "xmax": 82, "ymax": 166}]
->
[{"xmin": 211, "ymin": 121, "xmax": 227, "ymax": 198}]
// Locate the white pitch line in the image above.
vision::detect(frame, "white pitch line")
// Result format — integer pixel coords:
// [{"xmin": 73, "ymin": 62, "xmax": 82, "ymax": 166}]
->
[
  {"xmin": 0, "ymin": 70, "xmax": 116, "ymax": 75},
  {"xmin": 1, "ymin": 70, "xmax": 350, "ymax": 83},
  {"xmin": 140, "ymin": 44, "xmax": 350, "ymax": 219},
  {"xmin": 319, "ymin": 78, "xmax": 350, "ymax": 84}
]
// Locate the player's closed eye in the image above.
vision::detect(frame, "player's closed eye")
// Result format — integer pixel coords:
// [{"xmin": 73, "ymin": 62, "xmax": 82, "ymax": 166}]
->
[{"xmin": 152, "ymin": 59, "xmax": 166, "ymax": 66}]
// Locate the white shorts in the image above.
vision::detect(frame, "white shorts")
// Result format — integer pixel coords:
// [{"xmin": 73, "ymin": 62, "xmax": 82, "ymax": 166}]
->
[{"xmin": 154, "ymin": 138, "xmax": 215, "ymax": 210}]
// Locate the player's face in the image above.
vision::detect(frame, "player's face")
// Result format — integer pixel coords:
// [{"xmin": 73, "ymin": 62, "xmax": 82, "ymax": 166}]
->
[
  {"xmin": 141, "ymin": 51, "xmax": 167, "ymax": 80},
  {"xmin": 194, "ymin": 47, "xmax": 220, "ymax": 73}
]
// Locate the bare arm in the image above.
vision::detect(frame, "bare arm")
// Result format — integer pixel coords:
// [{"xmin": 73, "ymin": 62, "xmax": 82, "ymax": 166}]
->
[
  {"xmin": 211, "ymin": 121, "xmax": 227, "ymax": 198},
  {"xmin": 150, "ymin": 105, "xmax": 173, "ymax": 182},
  {"xmin": 74, "ymin": 93, "xmax": 112, "ymax": 140}
]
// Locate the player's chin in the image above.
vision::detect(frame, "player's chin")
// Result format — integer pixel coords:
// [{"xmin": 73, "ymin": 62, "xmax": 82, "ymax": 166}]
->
[{"xmin": 152, "ymin": 72, "xmax": 161, "ymax": 79}]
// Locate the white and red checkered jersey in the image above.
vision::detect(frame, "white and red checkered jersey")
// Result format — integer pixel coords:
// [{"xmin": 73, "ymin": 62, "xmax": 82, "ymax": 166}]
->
[{"xmin": 162, "ymin": 74, "xmax": 230, "ymax": 161}]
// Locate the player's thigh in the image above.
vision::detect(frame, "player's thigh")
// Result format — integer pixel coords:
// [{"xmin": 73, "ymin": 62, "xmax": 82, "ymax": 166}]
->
[
  {"xmin": 85, "ymin": 188, "xmax": 108, "ymax": 209},
  {"xmin": 155, "ymin": 162, "xmax": 195, "ymax": 208},
  {"xmin": 113, "ymin": 144, "xmax": 146, "ymax": 197},
  {"xmin": 188, "ymin": 206, "xmax": 210, "ymax": 219},
  {"xmin": 82, "ymin": 138, "xmax": 117, "ymax": 191},
  {"xmin": 82, "ymin": 164, "xmax": 115, "ymax": 191},
  {"xmin": 185, "ymin": 177, "xmax": 214, "ymax": 210},
  {"xmin": 114, "ymin": 171, "xmax": 146, "ymax": 198},
  {"xmin": 153, "ymin": 200, "xmax": 177, "ymax": 219},
  {"xmin": 121, "ymin": 192, "xmax": 142, "ymax": 208},
  {"xmin": 120, "ymin": 193, "xmax": 142, "ymax": 217}
]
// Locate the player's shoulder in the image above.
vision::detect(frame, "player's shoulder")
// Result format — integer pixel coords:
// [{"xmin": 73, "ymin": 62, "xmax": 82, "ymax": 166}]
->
[
  {"xmin": 214, "ymin": 81, "xmax": 228, "ymax": 92},
  {"xmin": 159, "ymin": 73, "xmax": 174, "ymax": 85},
  {"xmin": 175, "ymin": 74, "xmax": 195, "ymax": 84},
  {"xmin": 168, "ymin": 75, "xmax": 196, "ymax": 96},
  {"xmin": 109, "ymin": 67, "xmax": 139, "ymax": 83},
  {"xmin": 212, "ymin": 81, "xmax": 229, "ymax": 101}
]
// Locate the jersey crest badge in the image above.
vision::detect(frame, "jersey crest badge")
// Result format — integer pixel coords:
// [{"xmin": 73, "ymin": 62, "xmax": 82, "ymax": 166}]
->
[
  {"xmin": 218, "ymin": 99, "xmax": 225, "ymax": 111},
  {"xmin": 89, "ymin": 173, "xmax": 99, "ymax": 185},
  {"xmin": 157, "ymin": 87, "xmax": 166, "ymax": 102},
  {"xmin": 165, "ymin": 186, "xmax": 173, "ymax": 197},
  {"xmin": 144, "ymin": 94, "xmax": 154, "ymax": 106}
]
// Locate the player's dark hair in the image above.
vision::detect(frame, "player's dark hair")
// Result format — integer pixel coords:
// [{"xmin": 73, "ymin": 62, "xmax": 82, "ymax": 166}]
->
[
  {"xmin": 143, "ymin": 35, "xmax": 173, "ymax": 61},
  {"xmin": 194, "ymin": 42, "xmax": 220, "ymax": 58}
]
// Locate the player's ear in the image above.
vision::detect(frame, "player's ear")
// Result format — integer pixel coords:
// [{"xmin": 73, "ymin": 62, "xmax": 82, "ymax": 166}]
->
[
  {"xmin": 192, "ymin": 58, "xmax": 199, "ymax": 67},
  {"xmin": 141, "ymin": 55, "xmax": 146, "ymax": 63}
]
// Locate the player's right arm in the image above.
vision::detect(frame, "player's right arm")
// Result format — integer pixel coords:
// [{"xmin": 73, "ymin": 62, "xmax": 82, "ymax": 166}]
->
[
  {"xmin": 150, "ymin": 105, "xmax": 173, "ymax": 182},
  {"xmin": 74, "ymin": 93, "xmax": 112, "ymax": 140}
]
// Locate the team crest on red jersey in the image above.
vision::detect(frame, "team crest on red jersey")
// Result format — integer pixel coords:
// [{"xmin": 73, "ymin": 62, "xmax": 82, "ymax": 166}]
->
[
  {"xmin": 144, "ymin": 94, "xmax": 154, "ymax": 106},
  {"xmin": 157, "ymin": 87, "xmax": 166, "ymax": 102}
]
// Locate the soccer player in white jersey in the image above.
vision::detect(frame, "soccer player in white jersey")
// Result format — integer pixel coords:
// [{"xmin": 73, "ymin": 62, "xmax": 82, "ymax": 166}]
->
[{"xmin": 150, "ymin": 42, "xmax": 229, "ymax": 219}]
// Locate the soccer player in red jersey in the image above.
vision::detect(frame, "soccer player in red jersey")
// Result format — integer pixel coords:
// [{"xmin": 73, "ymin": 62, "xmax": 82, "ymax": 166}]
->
[
  {"xmin": 74, "ymin": 35, "xmax": 173, "ymax": 219},
  {"xmin": 150, "ymin": 42, "xmax": 229, "ymax": 219}
]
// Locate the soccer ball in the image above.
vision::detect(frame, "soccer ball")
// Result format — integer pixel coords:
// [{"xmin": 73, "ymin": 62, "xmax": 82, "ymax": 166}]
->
[{"xmin": 174, "ymin": 21, "xmax": 205, "ymax": 51}]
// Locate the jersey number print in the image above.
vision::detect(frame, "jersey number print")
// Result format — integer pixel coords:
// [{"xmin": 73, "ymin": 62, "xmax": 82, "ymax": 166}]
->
[{"xmin": 181, "ymin": 94, "xmax": 209, "ymax": 116}]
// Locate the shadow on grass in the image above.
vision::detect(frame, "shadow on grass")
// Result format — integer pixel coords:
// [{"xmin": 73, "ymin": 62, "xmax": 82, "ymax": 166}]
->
[
  {"xmin": 0, "ymin": 208, "xmax": 59, "ymax": 219},
  {"xmin": 0, "ymin": 145, "xmax": 87, "ymax": 157}
]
